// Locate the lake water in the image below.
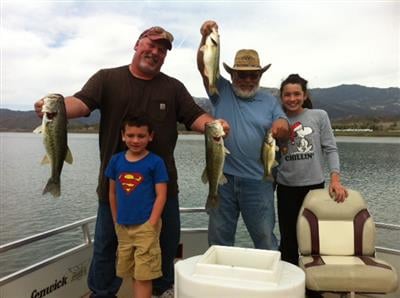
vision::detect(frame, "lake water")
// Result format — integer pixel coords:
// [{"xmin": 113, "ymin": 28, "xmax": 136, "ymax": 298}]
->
[{"xmin": 1, "ymin": 133, "xmax": 399, "ymax": 277}]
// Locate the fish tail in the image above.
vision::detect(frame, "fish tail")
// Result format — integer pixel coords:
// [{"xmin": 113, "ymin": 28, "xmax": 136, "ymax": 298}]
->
[
  {"xmin": 208, "ymin": 84, "xmax": 219, "ymax": 96},
  {"xmin": 205, "ymin": 194, "xmax": 219, "ymax": 212},
  {"xmin": 264, "ymin": 174, "xmax": 275, "ymax": 182},
  {"xmin": 43, "ymin": 177, "xmax": 61, "ymax": 198}
]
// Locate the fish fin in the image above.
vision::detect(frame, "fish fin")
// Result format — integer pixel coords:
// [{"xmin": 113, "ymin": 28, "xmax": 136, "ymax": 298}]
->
[
  {"xmin": 201, "ymin": 168, "xmax": 208, "ymax": 184},
  {"xmin": 42, "ymin": 177, "xmax": 61, "ymax": 198},
  {"xmin": 40, "ymin": 155, "xmax": 50, "ymax": 165},
  {"xmin": 275, "ymin": 145, "xmax": 280, "ymax": 152},
  {"xmin": 219, "ymin": 174, "xmax": 227, "ymax": 185},
  {"xmin": 272, "ymin": 160, "xmax": 279, "ymax": 167},
  {"xmin": 33, "ymin": 126, "xmax": 42, "ymax": 134},
  {"xmin": 65, "ymin": 147, "xmax": 73, "ymax": 164},
  {"xmin": 224, "ymin": 147, "xmax": 230, "ymax": 154}
]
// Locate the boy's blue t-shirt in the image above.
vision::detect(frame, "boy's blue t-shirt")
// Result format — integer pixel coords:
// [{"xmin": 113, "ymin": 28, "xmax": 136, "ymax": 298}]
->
[{"xmin": 105, "ymin": 151, "xmax": 168, "ymax": 225}]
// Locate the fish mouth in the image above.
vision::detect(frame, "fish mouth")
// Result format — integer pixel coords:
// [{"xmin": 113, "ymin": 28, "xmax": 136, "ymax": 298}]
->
[
  {"xmin": 45, "ymin": 112, "xmax": 57, "ymax": 120},
  {"xmin": 210, "ymin": 37, "xmax": 218, "ymax": 46},
  {"xmin": 213, "ymin": 136, "xmax": 221, "ymax": 142}
]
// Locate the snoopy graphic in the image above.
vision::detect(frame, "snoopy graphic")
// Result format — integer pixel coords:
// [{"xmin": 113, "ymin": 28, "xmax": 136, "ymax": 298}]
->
[{"xmin": 290, "ymin": 122, "xmax": 313, "ymax": 153}]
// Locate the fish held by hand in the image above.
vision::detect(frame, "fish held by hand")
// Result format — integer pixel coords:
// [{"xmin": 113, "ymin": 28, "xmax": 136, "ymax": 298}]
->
[
  {"xmin": 200, "ymin": 27, "xmax": 220, "ymax": 96},
  {"xmin": 33, "ymin": 94, "xmax": 73, "ymax": 198},
  {"xmin": 261, "ymin": 131, "xmax": 279, "ymax": 181},
  {"xmin": 201, "ymin": 120, "xmax": 229, "ymax": 211}
]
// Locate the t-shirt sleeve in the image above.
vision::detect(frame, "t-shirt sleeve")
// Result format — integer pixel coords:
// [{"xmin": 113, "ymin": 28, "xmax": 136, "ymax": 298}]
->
[
  {"xmin": 74, "ymin": 69, "xmax": 105, "ymax": 112},
  {"xmin": 174, "ymin": 80, "xmax": 206, "ymax": 129},
  {"xmin": 320, "ymin": 110, "xmax": 340, "ymax": 173},
  {"xmin": 104, "ymin": 155, "xmax": 117, "ymax": 180},
  {"xmin": 208, "ymin": 76, "xmax": 229, "ymax": 105},
  {"xmin": 271, "ymin": 96, "xmax": 287, "ymax": 121},
  {"xmin": 154, "ymin": 157, "xmax": 169, "ymax": 183}
]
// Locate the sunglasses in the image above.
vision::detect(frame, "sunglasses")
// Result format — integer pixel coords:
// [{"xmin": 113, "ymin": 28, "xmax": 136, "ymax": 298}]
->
[{"xmin": 235, "ymin": 71, "xmax": 261, "ymax": 80}]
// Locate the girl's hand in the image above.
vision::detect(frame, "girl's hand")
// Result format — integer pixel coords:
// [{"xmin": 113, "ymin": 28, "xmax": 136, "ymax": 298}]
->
[{"xmin": 329, "ymin": 181, "xmax": 348, "ymax": 203}]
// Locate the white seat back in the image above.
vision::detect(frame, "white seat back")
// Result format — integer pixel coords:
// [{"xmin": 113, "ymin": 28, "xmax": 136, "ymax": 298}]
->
[{"xmin": 297, "ymin": 189, "xmax": 375, "ymax": 256}]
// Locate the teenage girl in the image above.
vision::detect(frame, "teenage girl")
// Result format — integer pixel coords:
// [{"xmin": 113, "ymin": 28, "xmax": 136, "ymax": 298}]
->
[{"xmin": 276, "ymin": 74, "xmax": 348, "ymax": 265}]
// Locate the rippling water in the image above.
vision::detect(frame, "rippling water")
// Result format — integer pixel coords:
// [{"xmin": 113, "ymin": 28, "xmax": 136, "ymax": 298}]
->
[{"xmin": 1, "ymin": 133, "xmax": 399, "ymax": 277}]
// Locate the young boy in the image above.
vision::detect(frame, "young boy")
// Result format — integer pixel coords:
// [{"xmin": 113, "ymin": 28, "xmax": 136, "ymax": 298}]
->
[{"xmin": 105, "ymin": 116, "xmax": 168, "ymax": 298}]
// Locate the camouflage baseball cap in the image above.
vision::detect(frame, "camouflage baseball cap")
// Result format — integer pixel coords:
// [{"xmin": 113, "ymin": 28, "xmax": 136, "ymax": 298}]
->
[{"xmin": 138, "ymin": 26, "xmax": 174, "ymax": 50}]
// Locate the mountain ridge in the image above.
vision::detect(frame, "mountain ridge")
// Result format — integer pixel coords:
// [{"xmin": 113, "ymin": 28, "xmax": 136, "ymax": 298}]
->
[{"xmin": 1, "ymin": 84, "xmax": 399, "ymax": 131}]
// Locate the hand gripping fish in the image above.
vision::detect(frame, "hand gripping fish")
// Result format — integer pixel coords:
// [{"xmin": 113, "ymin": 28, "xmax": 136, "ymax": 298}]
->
[
  {"xmin": 261, "ymin": 131, "xmax": 279, "ymax": 181},
  {"xmin": 201, "ymin": 121, "xmax": 229, "ymax": 211},
  {"xmin": 33, "ymin": 94, "xmax": 73, "ymax": 197},
  {"xmin": 200, "ymin": 27, "xmax": 220, "ymax": 95}
]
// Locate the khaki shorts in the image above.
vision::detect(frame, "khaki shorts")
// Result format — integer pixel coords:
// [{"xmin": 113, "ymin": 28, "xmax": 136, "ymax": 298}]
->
[{"xmin": 115, "ymin": 220, "xmax": 162, "ymax": 280}]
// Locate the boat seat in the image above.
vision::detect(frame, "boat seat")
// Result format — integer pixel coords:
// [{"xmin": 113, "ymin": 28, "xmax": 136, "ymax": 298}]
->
[{"xmin": 296, "ymin": 189, "xmax": 398, "ymax": 295}]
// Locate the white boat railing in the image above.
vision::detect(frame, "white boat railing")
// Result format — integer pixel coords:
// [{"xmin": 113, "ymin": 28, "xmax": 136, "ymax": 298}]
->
[
  {"xmin": 0, "ymin": 216, "xmax": 96, "ymax": 254},
  {"xmin": 375, "ymin": 222, "xmax": 400, "ymax": 256},
  {"xmin": 0, "ymin": 208, "xmax": 206, "ymax": 286},
  {"xmin": 1, "ymin": 210, "xmax": 399, "ymax": 286},
  {"xmin": 0, "ymin": 216, "xmax": 96, "ymax": 286}
]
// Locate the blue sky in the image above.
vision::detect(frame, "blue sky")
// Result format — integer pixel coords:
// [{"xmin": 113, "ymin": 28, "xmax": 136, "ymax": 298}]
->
[{"xmin": 1, "ymin": 0, "xmax": 399, "ymax": 110}]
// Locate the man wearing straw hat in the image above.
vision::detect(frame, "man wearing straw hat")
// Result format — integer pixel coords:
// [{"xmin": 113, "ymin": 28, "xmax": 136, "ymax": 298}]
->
[{"xmin": 197, "ymin": 20, "xmax": 289, "ymax": 250}]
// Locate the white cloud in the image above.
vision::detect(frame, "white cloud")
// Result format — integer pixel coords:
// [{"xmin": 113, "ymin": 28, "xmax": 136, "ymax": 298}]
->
[{"xmin": 1, "ymin": 1, "xmax": 399, "ymax": 110}]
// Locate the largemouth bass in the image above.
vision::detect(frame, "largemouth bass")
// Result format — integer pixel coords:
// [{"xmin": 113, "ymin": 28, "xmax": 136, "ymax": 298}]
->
[
  {"xmin": 261, "ymin": 131, "xmax": 278, "ymax": 180},
  {"xmin": 201, "ymin": 120, "xmax": 229, "ymax": 210},
  {"xmin": 200, "ymin": 27, "xmax": 220, "ymax": 95},
  {"xmin": 33, "ymin": 94, "xmax": 73, "ymax": 197}
]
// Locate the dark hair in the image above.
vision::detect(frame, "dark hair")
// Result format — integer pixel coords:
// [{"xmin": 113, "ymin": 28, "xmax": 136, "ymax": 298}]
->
[
  {"xmin": 280, "ymin": 73, "xmax": 313, "ymax": 109},
  {"xmin": 121, "ymin": 116, "xmax": 153, "ymax": 133}
]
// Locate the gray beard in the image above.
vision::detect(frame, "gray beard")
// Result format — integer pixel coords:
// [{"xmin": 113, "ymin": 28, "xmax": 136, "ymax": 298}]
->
[{"xmin": 232, "ymin": 84, "xmax": 260, "ymax": 99}]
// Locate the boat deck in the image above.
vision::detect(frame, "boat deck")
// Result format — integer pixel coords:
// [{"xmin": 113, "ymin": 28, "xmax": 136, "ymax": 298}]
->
[
  {"xmin": 1, "ymin": 210, "xmax": 399, "ymax": 298},
  {"xmin": 104, "ymin": 278, "xmax": 398, "ymax": 298}
]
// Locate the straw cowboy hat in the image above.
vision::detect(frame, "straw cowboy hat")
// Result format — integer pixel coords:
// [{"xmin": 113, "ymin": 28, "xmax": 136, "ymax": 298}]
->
[{"xmin": 223, "ymin": 49, "xmax": 271, "ymax": 74}]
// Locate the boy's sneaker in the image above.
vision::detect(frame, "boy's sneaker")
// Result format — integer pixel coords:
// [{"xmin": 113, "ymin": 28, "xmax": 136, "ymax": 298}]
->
[{"xmin": 159, "ymin": 287, "xmax": 174, "ymax": 298}]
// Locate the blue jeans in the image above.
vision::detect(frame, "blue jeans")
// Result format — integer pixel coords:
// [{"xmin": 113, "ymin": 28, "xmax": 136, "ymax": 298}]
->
[
  {"xmin": 208, "ymin": 174, "xmax": 278, "ymax": 250},
  {"xmin": 88, "ymin": 202, "xmax": 122, "ymax": 298},
  {"xmin": 152, "ymin": 196, "xmax": 181, "ymax": 295}
]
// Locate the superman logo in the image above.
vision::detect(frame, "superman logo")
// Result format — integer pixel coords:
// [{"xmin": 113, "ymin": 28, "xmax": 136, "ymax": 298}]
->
[{"xmin": 118, "ymin": 172, "xmax": 144, "ymax": 194}]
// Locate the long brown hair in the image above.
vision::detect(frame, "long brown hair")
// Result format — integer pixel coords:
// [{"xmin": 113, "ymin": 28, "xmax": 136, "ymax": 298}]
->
[{"xmin": 280, "ymin": 74, "xmax": 313, "ymax": 109}]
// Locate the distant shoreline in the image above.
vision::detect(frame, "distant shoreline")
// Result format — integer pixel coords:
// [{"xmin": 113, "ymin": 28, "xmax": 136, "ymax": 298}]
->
[
  {"xmin": 333, "ymin": 131, "xmax": 400, "ymax": 137},
  {"xmin": 1, "ymin": 129, "xmax": 399, "ymax": 137}
]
